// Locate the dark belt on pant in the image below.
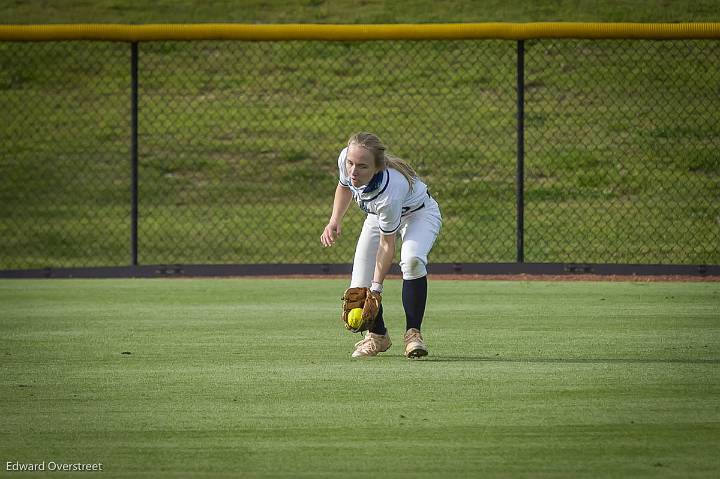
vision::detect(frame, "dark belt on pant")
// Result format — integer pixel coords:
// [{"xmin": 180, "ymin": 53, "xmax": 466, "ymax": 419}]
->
[
  {"xmin": 402, "ymin": 202, "xmax": 425, "ymax": 215},
  {"xmin": 403, "ymin": 191, "xmax": 432, "ymax": 215}
]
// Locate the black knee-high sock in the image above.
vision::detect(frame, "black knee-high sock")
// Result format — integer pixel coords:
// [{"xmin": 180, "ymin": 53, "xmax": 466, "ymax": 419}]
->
[
  {"xmin": 369, "ymin": 304, "xmax": 387, "ymax": 335},
  {"xmin": 403, "ymin": 276, "xmax": 428, "ymax": 331}
]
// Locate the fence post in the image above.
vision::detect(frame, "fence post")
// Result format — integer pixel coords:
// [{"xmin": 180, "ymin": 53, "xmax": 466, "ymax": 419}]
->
[
  {"xmin": 130, "ymin": 42, "xmax": 139, "ymax": 266},
  {"xmin": 516, "ymin": 40, "xmax": 525, "ymax": 264}
]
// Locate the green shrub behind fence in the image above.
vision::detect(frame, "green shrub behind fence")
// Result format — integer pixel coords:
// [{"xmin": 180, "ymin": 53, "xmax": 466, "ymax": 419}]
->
[{"xmin": 0, "ymin": 36, "xmax": 718, "ymax": 269}]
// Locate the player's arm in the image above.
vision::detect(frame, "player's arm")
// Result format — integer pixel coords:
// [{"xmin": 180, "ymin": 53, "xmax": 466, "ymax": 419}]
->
[
  {"xmin": 373, "ymin": 233, "xmax": 396, "ymax": 286},
  {"xmin": 321, "ymin": 184, "xmax": 352, "ymax": 247}
]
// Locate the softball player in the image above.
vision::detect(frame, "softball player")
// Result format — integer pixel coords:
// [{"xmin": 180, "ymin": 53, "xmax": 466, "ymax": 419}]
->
[{"xmin": 321, "ymin": 132, "xmax": 442, "ymax": 358}]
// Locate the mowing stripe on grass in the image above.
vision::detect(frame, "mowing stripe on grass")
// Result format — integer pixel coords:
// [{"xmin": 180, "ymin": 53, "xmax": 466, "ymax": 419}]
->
[{"xmin": 1, "ymin": 279, "xmax": 718, "ymax": 478}]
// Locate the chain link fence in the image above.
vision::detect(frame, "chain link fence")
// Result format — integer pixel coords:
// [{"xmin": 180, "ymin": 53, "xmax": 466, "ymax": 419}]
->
[
  {"xmin": 524, "ymin": 39, "xmax": 719, "ymax": 264},
  {"xmin": 1, "ymin": 37, "xmax": 718, "ymax": 271}
]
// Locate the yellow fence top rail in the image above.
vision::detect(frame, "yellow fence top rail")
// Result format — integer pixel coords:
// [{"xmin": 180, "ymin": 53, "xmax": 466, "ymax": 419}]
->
[{"xmin": 1, "ymin": 22, "xmax": 720, "ymax": 41}]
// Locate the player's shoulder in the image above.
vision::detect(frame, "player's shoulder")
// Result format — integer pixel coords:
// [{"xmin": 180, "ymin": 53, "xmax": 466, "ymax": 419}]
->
[
  {"xmin": 363, "ymin": 169, "xmax": 407, "ymax": 206},
  {"xmin": 385, "ymin": 168, "xmax": 412, "ymax": 194},
  {"xmin": 337, "ymin": 147, "xmax": 351, "ymax": 186},
  {"xmin": 386, "ymin": 167, "xmax": 406, "ymax": 181}
]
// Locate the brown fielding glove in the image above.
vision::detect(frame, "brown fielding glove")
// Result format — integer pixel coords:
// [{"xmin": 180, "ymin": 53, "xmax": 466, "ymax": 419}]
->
[{"xmin": 341, "ymin": 287, "xmax": 382, "ymax": 333}]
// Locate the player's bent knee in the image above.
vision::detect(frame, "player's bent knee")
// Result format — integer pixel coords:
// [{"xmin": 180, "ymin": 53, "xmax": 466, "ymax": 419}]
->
[{"xmin": 401, "ymin": 255, "xmax": 427, "ymax": 280}]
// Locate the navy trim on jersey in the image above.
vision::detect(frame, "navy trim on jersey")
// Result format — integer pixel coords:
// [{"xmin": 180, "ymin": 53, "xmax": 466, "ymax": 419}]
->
[
  {"xmin": 363, "ymin": 170, "xmax": 390, "ymax": 202},
  {"xmin": 364, "ymin": 171, "xmax": 384, "ymax": 193}
]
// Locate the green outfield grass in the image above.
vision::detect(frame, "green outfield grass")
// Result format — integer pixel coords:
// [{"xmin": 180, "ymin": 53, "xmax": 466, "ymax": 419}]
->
[{"xmin": 2, "ymin": 278, "xmax": 719, "ymax": 477}]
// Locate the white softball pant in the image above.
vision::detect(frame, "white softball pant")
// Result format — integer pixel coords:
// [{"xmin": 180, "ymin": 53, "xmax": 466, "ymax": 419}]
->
[{"xmin": 350, "ymin": 196, "xmax": 442, "ymax": 287}]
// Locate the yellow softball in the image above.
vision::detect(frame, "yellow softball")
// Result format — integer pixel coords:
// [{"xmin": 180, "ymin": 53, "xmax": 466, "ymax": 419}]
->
[{"xmin": 347, "ymin": 308, "xmax": 364, "ymax": 329}]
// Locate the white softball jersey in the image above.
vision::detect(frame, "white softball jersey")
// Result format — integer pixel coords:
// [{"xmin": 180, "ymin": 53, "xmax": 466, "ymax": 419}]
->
[{"xmin": 337, "ymin": 147, "xmax": 442, "ymax": 284}]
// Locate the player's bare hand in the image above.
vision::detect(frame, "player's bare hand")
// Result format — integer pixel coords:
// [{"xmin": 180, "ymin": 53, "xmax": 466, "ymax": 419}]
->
[{"xmin": 321, "ymin": 221, "xmax": 342, "ymax": 247}]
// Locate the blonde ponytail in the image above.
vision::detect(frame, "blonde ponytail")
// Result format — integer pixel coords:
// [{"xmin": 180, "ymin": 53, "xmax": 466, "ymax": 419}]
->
[{"xmin": 383, "ymin": 153, "xmax": 417, "ymax": 189}]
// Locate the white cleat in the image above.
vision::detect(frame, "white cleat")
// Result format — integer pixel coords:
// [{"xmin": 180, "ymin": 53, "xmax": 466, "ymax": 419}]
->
[
  {"xmin": 352, "ymin": 332, "xmax": 391, "ymax": 358},
  {"xmin": 404, "ymin": 328, "xmax": 428, "ymax": 358}
]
